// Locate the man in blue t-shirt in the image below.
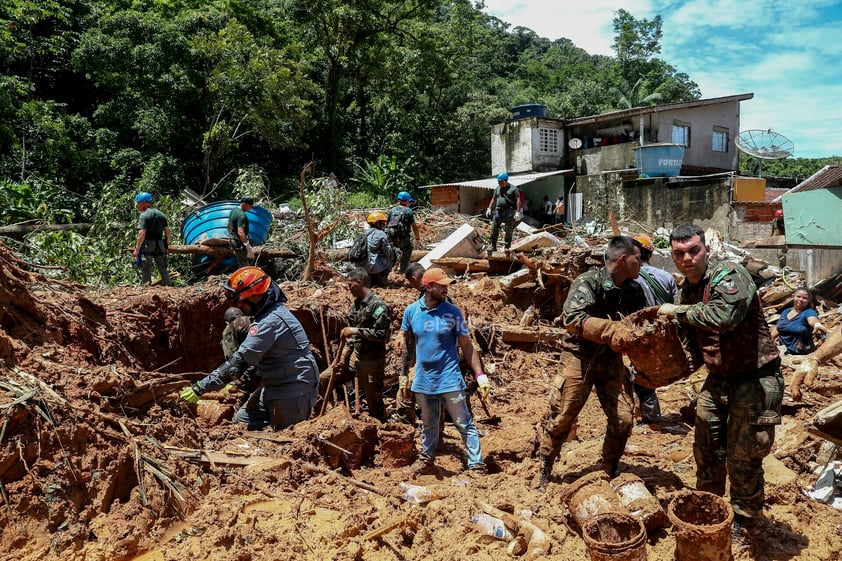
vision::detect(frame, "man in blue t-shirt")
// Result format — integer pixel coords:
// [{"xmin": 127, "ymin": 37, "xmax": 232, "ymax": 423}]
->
[{"xmin": 400, "ymin": 268, "xmax": 490, "ymax": 475}]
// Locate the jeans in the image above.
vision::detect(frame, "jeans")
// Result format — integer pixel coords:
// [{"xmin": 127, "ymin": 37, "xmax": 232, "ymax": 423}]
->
[{"xmin": 415, "ymin": 390, "xmax": 484, "ymax": 468}]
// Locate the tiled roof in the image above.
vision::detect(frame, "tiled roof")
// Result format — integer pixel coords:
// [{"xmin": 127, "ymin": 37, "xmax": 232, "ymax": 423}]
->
[{"xmin": 771, "ymin": 165, "xmax": 842, "ymax": 202}]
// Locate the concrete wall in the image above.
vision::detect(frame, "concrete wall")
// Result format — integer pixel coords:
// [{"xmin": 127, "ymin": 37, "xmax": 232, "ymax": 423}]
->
[
  {"xmin": 782, "ymin": 187, "xmax": 842, "ymax": 247},
  {"xmin": 492, "ymin": 118, "xmax": 564, "ymax": 175},
  {"xmin": 577, "ymin": 143, "xmax": 636, "ymax": 175},
  {"xmin": 649, "ymin": 100, "xmax": 741, "ymax": 171}
]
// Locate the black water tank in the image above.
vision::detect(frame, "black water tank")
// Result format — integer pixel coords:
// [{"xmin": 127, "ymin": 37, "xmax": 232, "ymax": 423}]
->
[{"xmin": 511, "ymin": 103, "xmax": 547, "ymax": 120}]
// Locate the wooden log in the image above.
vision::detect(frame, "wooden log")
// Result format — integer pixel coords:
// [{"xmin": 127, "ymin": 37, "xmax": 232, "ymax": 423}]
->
[
  {"xmin": 499, "ymin": 325, "xmax": 567, "ymax": 345},
  {"xmin": 0, "ymin": 223, "xmax": 92, "ymax": 237},
  {"xmin": 499, "ymin": 268, "xmax": 534, "ymax": 289}
]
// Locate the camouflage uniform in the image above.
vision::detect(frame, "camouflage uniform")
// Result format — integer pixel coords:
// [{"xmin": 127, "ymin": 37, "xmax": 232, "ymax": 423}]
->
[
  {"xmin": 222, "ymin": 315, "xmax": 257, "ymax": 398},
  {"xmin": 538, "ymin": 266, "xmax": 646, "ymax": 476},
  {"xmin": 386, "ymin": 205, "xmax": 416, "ymax": 274},
  {"xmin": 672, "ymin": 258, "xmax": 782, "ymax": 519},
  {"xmin": 319, "ymin": 291, "xmax": 390, "ymax": 420}
]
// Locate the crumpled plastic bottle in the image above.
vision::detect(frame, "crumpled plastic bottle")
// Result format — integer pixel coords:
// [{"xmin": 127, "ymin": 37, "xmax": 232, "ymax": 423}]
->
[
  {"xmin": 398, "ymin": 482, "xmax": 433, "ymax": 504},
  {"xmin": 471, "ymin": 513, "xmax": 514, "ymax": 540}
]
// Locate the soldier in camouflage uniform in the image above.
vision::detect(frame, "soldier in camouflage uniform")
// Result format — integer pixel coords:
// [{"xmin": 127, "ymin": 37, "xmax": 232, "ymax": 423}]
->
[
  {"xmin": 220, "ymin": 307, "xmax": 257, "ymax": 400},
  {"xmin": 536, "ymin": 236, "xmax": 646, "ymax": 491},
  {"xmin": 658, "ymin": 223, "xmax": 782, "ymax": 551},
  {"xmin": 318, "ymin": 267, "xmax": 390, "ymax": 420}
]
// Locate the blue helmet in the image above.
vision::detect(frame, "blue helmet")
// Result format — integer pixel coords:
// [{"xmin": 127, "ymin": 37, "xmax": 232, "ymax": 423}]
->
[
  {"xmin": 135, "ymin": 192, "xmax": 153, "ymax": 204},
  {"xmin": 497, "ymin": 172, "xmax": 509, "ymax": 182},
  {"xmin": 397, "ymin": 191, "xmax": 413, "ymax": 202}
]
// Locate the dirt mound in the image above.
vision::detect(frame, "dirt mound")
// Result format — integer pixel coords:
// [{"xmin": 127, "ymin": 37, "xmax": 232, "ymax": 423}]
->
[{"xmin": 0, "ymin": 239, "xmax": 840, "ymax": 561}]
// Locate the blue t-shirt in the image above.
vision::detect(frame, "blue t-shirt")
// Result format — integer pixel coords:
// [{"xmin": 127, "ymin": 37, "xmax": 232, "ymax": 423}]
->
[
  {"xmin": 776, "ymin": 307, "xmax": 818, "ymax": 354},
  {"xmin": 401, "ymin": 297, "xmax": 469, "ymax": 394}
]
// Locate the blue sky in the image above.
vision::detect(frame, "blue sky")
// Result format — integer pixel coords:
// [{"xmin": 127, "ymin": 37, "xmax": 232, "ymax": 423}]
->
[{"xmin": 481, "ymin": 0, "xmax": 842, "ymax": 158}]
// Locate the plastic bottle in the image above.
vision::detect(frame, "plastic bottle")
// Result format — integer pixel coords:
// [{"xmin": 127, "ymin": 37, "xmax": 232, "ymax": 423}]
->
[
  {"xmin": 398, "ymin": 482, "xmax": 433, "ymax": 504},
  {"xmin": 471, "ymin": 513, "xmax": 513, "ymax": 540}
]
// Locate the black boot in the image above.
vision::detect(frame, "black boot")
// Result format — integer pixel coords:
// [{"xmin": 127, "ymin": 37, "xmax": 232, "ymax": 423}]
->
[{"xmin": 537, "ymin": 456, "xmax": 554, "ymax": 493}]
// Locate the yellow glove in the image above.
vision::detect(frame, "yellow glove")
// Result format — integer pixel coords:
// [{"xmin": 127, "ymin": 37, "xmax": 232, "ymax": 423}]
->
[
  {"xmin": 179, "ymin": 386, "xmax": 201, "ymax": 404},
  {"xmin": 222, "ymin": 383, "xmax": 236, "ymax": 398},
  {"xmin": 476, "ymin": 373, "xmax": 491, "ymax": 401}
]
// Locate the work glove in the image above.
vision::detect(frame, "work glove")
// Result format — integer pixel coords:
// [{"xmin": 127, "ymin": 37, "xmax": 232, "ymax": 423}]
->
[
  {"xmin": 179, "ymin": 385, "xmax": 202, "ymax": 404},
  {"xmin": 658, "ymin": 303, "xmax": 678, "ymax": 318},
  {"xmin": 341, "ymin": 327, "xmax": 360, "ymax": 339},
  {"xmin": 221, "ymin": 383, "xmax": 236, "ymax": 398},
  {"xmin": 514, "ymin": 211, "xmax": 522, "ymax": 223},
  {"xmin": 485, "ymin": 208, "xmax": 492, "ymax": 219},
  {"xmin": 581, "ymin": 318, "xmax": 634, "ymax": 352},
  {"xmin": 244, "ymin": 242, "xmax": 255, "ymax": 260},
  {"xmin": 476, "ymin": 373, "xmax": 491, "ymax": 400},
  {"xmin": 397, "ymin": 375, "xmax": 411, "ymax": 406}
]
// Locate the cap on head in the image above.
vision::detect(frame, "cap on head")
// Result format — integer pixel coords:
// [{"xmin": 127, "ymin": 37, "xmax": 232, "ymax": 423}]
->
[
  {"xmin": 224, "ymin": 266, "xmax": 271, "ymax": 302},
  {"xmin": 421, "ymin": 267, "xmax": 455, "ymax": 286},
  {"xmin": 367, "ymin": 211, "xmax": 387, "ymax": 224},
  {"xmin": 633, "ymin": 233, "xmax": 654, "ymax": 252},
  {"xmin": 497, "ymin": 172, "xmax": 509, "ymax": 182},
  {"xmin": 397, "ymin": 191, "xmax": 413, "ymax": 202},
  {"xmin": 224, "ymin": 306, "xmax": 244, "ymax": 322},
  {"xmin": 775, "ymin": 209, "xmax": 783, "ymax": 218},
  {"xmin": 135, "ymin": 192, "xmax": 153, "ymax": 204}
]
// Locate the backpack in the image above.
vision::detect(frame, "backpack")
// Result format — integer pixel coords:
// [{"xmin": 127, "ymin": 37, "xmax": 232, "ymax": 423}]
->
[
  {"xmin": 385, "ymin": 207, "xmax": 410, "ymax": 243},
  {"xmin": 348, "ymin": 230, "xmax": 372, "ymax": 263}
]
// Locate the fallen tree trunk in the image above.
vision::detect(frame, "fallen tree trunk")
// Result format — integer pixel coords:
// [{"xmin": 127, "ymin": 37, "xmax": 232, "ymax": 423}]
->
[{"xmin": 0, "ymin": 222, "xmax": 93, "ymax": 237}]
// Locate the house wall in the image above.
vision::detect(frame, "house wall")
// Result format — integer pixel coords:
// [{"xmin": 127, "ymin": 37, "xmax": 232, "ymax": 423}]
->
[
  {"xmin": 492, "ymin": 118, "xmax": 564, "ymax": 175},
  {"xmin": 649, "ymin": 100, "xmax": 741, "ymax": 171},
  {"xmin": 431, "ymin": 186, "xmax": 459, "ymax": 213},
  {"xmin": 576, "ymin": 143, "xmax": 636, "ymax": 175},
  {"xmin": 576, "ymin": 174, "xmax": 734, "ymax": 236},
  {"xmin": 782, "ymin": 187, "xmax": 842, "ymax": 247}
]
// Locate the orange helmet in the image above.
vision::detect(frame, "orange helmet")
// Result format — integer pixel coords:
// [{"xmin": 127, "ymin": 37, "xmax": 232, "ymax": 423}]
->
[
  {"xmin": 224, "ymin": 266, "xmax": 271, "ymax": 302},
  {"xmin": 633, "ymin": 233, "xmax": 654, "ymax": 252},
  {"xmin": 367, "ymin": 211, "xmax": 387, "ymax": 224}
]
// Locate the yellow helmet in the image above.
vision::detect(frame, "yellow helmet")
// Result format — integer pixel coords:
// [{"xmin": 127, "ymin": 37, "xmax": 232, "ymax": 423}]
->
[{"xmin": 367, "ymin": 211, "xmax": 387, "ymax": 224}]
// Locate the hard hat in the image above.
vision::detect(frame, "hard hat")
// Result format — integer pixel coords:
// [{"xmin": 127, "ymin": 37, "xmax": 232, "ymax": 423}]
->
[
  {"xmin": 633, "ymin": 233, "xmax": 654, "ymax": 252},
  {"xmin": 223, "ymin": 307, "xmax": 244, "ymax": 323},
  {"xmin": 774, "ymin": 209, "xmax": 783, "ymax": 218},
  {"xmin": 497, "ymin": 172, "xmax": 509, "ymax": 182},
  {"xmin": 135, "ymin": 192, "xmax": 153, "ymax": 204},
  {"xmin": 367, "ymin": 211, "xmax": 387, "ymax": 224},
  {"xmin": 397, "ymin": 191, "xmax": 413, "ymax": 202},
  {"xmin": 224, "ymin": 266, "xmax": 271, "ymax": 302}
]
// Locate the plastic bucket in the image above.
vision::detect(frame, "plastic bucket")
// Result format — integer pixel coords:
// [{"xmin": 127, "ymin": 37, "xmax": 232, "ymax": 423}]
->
[
  {"xmin": 611, "ymin": 474, "xmax": 667, "ymax": 532},
  {"xmin": 667, "ymin": 491, "xmax": 733, "ymax": 561},
  {"xmin": 582, "ymin": 512, "xmax": 648, "ymax": 561},
  {"xmin": 181, "ymin": 201, "xmax": 273, "ymax": 275}
]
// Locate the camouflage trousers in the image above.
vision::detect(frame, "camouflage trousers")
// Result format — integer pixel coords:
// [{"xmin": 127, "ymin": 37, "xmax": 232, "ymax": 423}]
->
[
  {"xmin": 694, "ymin": 365, "xmax": 783, "ymax": 519},
  {"xmin": 318, "ymin": 348, "xmax": 385, "ymax": 421},
  {"xmin": 538, "ymin": 349, "xmax": 634, "ymax": 474}
]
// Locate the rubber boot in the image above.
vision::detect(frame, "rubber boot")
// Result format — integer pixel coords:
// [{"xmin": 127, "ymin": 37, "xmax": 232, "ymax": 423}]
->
[{"xmin": 537, "ymin": 456, "xmax": 554, "ymax": 493}]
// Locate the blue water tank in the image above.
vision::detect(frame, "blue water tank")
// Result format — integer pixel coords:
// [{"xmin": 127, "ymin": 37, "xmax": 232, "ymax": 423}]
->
[
  {"xmin": 510, "ymin": 103, "xmax": 547, "ymax": 121},
  {"xmin": 181, "ymin": 201, "xmax": 273, "ymax": 274},
  {"xmin": 633, "ymin": 144, "xmax": 685, "ymax": 178}
]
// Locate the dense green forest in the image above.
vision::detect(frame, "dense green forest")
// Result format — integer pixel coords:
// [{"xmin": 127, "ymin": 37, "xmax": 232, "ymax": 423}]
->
[{"xmin": 0, "ymin": 1, "xmax": 832, "ymax": 285}]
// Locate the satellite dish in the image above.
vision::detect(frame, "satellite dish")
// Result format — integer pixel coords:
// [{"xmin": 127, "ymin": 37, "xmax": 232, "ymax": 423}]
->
[
  {"xmin": 568, "ymin": 137, "xmax": 582, "ymax": 149},
  {"xmin": 736, "ymin": 129, "xmax": 794, "ymax": 160}
]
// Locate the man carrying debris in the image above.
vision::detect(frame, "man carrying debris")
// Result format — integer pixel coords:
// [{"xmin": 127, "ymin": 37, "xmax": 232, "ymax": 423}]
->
[
  {"xmin": 536, "ymin": 236, "xmax": 646, "ymax": 491},
  {"xmin": 132, "ymin": 192, "xmax": 171, "ymax": 286},
  {"xmin": 631, "ymin": 233, "xmax": 679, "ymax": 425},
  {"xmin": 362, "ymin": 211, "xmax": 397, "ymax": 286},
  {"xmin": 227, "ymin": 197, "xmax": 254, "ymax": 267},
  {"xmin": 400, "ymin": 267, "xmax": 489, "ymax": 474},
  {"xmin": 658, "ymin": 223, "xmax": 782, "ymax": 553},
  {"xmin": 386, "ymin": 191, "xmax": 421, "ymax": 275},
  {"xmin": 180, "ymin": 266, "xmax": 318, "ymax": 430},
  {"xmin": 318, "ymin": 267, "xmax": 390, "ymax": 420},
  {"xmin": 485, "ymin": 172, "xmax": 523, "ymax": 252}
]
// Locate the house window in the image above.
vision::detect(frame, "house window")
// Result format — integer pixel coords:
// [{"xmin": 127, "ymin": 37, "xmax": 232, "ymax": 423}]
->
[
  {"xmin": 712, "ymin": 127, "xmax": 729, "ymax": 152},
  {"xmin": 672, "ymin": 121, "xmax": 690, "ymax": 147},
  {"xmin": 539, "ymin": 128, "xmax": 559, "ymax": 154}
]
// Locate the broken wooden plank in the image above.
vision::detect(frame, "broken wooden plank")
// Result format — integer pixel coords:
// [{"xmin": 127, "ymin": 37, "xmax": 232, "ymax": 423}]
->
[
  {"xmin": 499, "ymin": 268, "xmax": 535, "ymax": 289},
  {"xmin": 163, "ymin": 445, "xmax": 278, "ymax": 467},
  {"xmin": 498, "ymin": 325, "xmax": 567, "ymax": 345}
]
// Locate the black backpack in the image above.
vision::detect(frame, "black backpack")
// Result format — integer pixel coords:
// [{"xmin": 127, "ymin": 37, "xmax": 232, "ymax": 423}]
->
[
  {"xmin": 385, "ymin": 207, "xmax": 410, "ymax": 243},
  {"xmin": 348, "ymin": 230, "xmax": 371, "ymax": 263}
]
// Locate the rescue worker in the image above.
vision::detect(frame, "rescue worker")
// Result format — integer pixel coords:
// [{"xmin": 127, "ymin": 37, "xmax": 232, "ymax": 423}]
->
[
  {"xmin": 227, "ymin": 197, "xmax": 254, "ymax": 266},
  {"xmin": 386, "ymin": 191, "xmax": 421, "ymax": 275},
  {"xmin": 220, "ymin": 306, "xmax": 256, "ymax": 400},
  {"xmin": 770, "ymin": 209, "xmax": 785, "ymax": 236},
  {"xmin": 631, "ymin": 233, "xmax": 679, "ymax": 425},
  {"xmin": 132, "ymin": 192, "xmax": 171, "ymax": 286},
  {"xmin": 658, "ymin": 223, "xmax": 782, "ymax": 553},
  {"xmin": 485, "ymin": 172, "xmax": 523, "ymax": 252},
  {"xmin": 179, "ymin": 266, "xmax": 318, "ymax": 430},
  {"xmin": 362, "ymin": 211, "xmax": 397, "ymax": 286},
  {"xmin": 318, "ymin": 267, "xmax": 390, "ymax": 420},
  {"xmin": 536, "ymin": 236, "xmax": 646, "ymax": 491}
]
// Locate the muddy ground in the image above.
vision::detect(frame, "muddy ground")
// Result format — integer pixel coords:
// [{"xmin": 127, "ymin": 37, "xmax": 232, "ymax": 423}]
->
[{"xmin": 0, "ymin": 238, "xmax": 841, "ymax": 561}]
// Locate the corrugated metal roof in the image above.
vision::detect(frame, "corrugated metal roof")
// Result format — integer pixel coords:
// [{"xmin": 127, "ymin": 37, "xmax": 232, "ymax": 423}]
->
[
  {"xmin": 566, "ymin": 93, "xmax": 754, "ymax": 127},
  {"xmin": 420, "ymin": 169, "xmax": 574, "ymax": 191},
  {"xmin": 771, "ymin": 165, "xmax": 842, "ymax": 202}
]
